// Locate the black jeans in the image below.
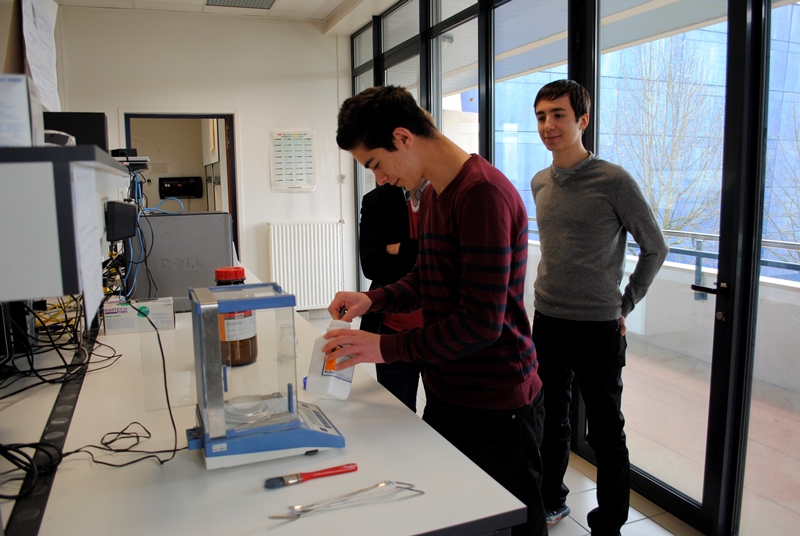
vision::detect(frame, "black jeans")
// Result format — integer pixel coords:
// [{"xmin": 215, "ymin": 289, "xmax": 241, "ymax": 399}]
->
[
  {"xmin": 532, "ymin": 310, "xmax": 629, "ymax": 536},
  {"xmin": 375, "ymin": 324, "xmax": 425, "ymax": 412},
  {"xmin": 423, "ymin": 389, "xmax": 548, "ymax": 536}
]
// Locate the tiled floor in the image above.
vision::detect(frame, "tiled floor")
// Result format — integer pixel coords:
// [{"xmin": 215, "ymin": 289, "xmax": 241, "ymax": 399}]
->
[
  {"xmin": 303, "ymin": 310, "xmax": 800, "ymax": 534},
  {"xmin": 547, "ymin": 454, "xmax": 703, "ymax": 536}
]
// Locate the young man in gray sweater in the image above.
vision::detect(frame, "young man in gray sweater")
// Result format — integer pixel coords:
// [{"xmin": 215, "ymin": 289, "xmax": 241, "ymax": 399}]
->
[{"xmin": 530, "ymin": 79, "xmax": 668, "ymax": 536}]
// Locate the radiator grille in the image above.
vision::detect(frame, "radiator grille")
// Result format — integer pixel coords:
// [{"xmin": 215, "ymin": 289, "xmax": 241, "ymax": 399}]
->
[{"xmin": 267, "ymin": 221, "xmax": 343, "ymax": 310}]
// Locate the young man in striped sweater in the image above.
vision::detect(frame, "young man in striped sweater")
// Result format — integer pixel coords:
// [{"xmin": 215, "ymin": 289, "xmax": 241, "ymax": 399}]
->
[{"xmin": 323, "ymin": 85, "xmax": 547, "ymax": 536}]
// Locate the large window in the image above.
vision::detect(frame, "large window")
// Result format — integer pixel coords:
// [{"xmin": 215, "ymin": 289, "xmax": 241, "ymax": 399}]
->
[
  {"xmin": 432, "ymin": 0, "xmax": 475, "ymax": 24},
  {"xmin": 383, "ymin": 0, "xmax": 419, "ymax": 52},
  {"xmin": 494, "ymin": 0, "xmax": 567, "ymax": 219},
  {"xmin": 387, "ymin": 55, "xmax": 421, "ymax": 100},
  {"xmin": 354, "ymin": 68, "xmax": 375, "ymax": 294},
  {"xmin": 349, "ymin": 1, "xmax": 781, "ymax": 531},
  {"xmin": 436, "ymin": 19, "xmax": 478, "ymax": 153},
  {"xmin": 354, "ymin": 26, "xmax": 373, "ymax": 69}
]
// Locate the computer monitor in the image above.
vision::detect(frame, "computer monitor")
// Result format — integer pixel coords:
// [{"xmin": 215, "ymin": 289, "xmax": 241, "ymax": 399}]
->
[
  {"xmin": 126, "ymin": 212, "xmax": 234, "ymax": 312},
  {"xmin": 43, "ymin": 112, "xmax": 109, "ymax": 151}
]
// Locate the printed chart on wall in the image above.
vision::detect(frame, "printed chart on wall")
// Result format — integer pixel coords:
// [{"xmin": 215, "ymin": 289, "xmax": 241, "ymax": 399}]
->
[{"xmin": 270, "ymin": 131, "xmax": 316, "ymax": 192}]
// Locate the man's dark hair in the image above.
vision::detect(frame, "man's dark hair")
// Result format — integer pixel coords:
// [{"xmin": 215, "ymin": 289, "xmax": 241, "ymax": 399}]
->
[
  {"xmin": 534, "ymin": 79, "xmax": 591, "ymax": 120},
  {"xmin": 336, "ymin": 85, "xmax": 438, "ymax": 152}
]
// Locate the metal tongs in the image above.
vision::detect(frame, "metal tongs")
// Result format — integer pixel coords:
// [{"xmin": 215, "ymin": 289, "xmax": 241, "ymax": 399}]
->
[{"xmin": 269, "ymin": 480, "xmax": 424, "ymax": 520}]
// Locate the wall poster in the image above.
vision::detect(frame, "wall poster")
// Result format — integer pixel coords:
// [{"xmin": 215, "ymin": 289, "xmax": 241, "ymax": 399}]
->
[{"xmin": 270, "ymin": 131, "xmax": 316, "ymax": 192}]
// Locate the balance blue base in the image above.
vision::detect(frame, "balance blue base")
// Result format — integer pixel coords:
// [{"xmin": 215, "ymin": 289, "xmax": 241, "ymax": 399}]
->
[{"xmin": 187, "ymin": 401, "xmax": 345, "ymax": 469}]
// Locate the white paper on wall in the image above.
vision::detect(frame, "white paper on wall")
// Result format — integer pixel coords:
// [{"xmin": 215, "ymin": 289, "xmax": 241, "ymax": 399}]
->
[
  {"xmin": 22, "ymin": 0, "xmax": 60, "ymax": 112},
  {"xmin": 270, "ymin": 131, "xmax": 316, "ymax": 192}
]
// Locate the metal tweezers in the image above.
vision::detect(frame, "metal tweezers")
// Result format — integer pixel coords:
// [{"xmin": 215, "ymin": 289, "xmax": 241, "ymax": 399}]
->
[{"xmin": 268, "ymin": 480, "xmax": 425, "ymax": 520}]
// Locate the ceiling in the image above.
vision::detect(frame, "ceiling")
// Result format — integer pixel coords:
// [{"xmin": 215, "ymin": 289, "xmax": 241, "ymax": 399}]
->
[
  {"xmin": 22, "ymin": 0, "xmax": 800, "ymax": 77},
  {"xmin": 49, "ymin": 0, "xmax": 397, "ymax": 35}
]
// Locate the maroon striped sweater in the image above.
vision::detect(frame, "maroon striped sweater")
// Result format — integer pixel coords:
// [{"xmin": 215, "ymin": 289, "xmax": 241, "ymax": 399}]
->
[{"xmin": 365, "ymin": 154, "xmax": 540, "ymax": 410}]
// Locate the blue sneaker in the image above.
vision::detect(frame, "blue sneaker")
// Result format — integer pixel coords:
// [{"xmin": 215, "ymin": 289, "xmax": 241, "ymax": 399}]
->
[{"xmin": 546, "ymin": 504, "xmax": 571, "ymax": 524}]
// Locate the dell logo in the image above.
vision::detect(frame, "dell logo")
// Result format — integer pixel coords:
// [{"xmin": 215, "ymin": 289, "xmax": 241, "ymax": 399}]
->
[{"xmin": 159, "ymin": 257, "xmax": 203, "ymax": 271}]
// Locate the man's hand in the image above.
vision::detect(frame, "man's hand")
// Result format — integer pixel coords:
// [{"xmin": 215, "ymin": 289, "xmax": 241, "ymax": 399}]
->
[
  {"xmin": 386, "ymin": 243, "xmax": 401, "ymax": 255},
  {"xmin": 327, "ymin": 292, "xmax": 373, "ymax": 322},
  {"xmin": 322, "ymin": 329, "xmax": 385, "ymax": 369},
  {"xmin": 619, "ymin": 316, "xmax": 627, "ymax": 337}
]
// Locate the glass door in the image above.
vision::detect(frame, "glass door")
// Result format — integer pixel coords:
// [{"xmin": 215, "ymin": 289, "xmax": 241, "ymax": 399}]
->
[
  {"xmin": 596, "ymin": 0, "xmax": 729, "ymax": 505},
  {"xmin": 593, "ymin": 0, "xmax": 770, "ymax": 532},
  {"xmin": 740, "ymin": 2, "xmax": 800, "ymax": 533}
]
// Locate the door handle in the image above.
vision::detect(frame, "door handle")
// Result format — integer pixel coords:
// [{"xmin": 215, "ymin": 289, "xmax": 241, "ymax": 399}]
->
[{"xmin": 691, "ymin": 284, "xmax": 718, "ymax": 294}]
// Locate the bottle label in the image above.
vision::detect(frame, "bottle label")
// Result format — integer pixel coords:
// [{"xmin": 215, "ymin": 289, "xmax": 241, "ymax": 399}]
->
[
  {"xmin": 321, "ymin": 352, "xmax": 353, "ymax": 382},
  {"xmin": 219, "ymin": 311, "xmax": 256, "ymax": 341}
]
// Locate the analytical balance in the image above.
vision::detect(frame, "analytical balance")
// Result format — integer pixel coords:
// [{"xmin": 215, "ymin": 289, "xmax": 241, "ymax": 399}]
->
[{"xmin": 185, "ymin": 282, "xmax": 345, "ymax": 469}]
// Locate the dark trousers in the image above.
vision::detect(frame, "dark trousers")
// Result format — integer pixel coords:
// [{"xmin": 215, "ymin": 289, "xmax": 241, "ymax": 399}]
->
[
  {"xmin": 376, "ymin": 324, "xmax": 424, "ymax": 413},
  {"xmin": 423, "ymin": 390, "xmax": 548, "ymax": 536},
  {"xmin": 532, "ymin": 310, "xmax": 629, "ymax": 536}
]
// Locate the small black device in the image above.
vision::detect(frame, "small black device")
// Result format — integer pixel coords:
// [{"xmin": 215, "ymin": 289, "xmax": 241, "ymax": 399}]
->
[
  {"xmin": 159, "ymin": 177, "xmax": 203, "ymax": 199},
  {"xmin": 111, "ymin": 148, "xmax": 138, "ymax": 157},
  {"xmin": 43, "ymin": 112, "xmax": 109, "ymax": 151},
  {"xmin": 1, "ymin": 300, "xmax": 35, "ymax": 360},
  {"xmin": 105, "ymin": 201, "xmax": 138, "ymax": 242}
]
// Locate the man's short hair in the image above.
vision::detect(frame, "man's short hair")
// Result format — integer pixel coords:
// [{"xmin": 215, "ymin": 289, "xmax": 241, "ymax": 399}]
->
[
  {"xmin": 336, "ymin": 85, "xmax": 438, "ymax": 152},
  {"xmin": 534, "ymin": 79, "xmax": 591, "ymax": 120}
]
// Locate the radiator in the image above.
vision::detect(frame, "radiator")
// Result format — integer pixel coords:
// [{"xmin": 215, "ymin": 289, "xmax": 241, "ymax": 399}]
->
[{"xmin": 267, "ymin": 221, "xmax": 343, "ymax": 310}]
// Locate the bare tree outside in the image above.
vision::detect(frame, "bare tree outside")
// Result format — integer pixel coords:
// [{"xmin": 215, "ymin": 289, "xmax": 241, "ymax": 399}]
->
[
  {"xmin": 601, "ymin": 34, "xmax": 725, "ymax": 241},
  {"xmin": 764, "ymin": 104, "xmax": 800, "ymax": 268}
]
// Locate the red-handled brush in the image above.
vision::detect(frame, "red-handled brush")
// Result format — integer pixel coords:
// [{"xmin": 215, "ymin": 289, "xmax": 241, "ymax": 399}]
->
[{"xmin": 264, "ymin": 463, "xmax": 358, "ymax": 489}]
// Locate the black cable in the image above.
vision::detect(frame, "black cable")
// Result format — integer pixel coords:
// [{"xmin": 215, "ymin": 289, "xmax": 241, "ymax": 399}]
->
[
  {"xmin": 136, "ymin": 213, "xmax": 159, "ymax": 299},
  {"xmin": 63, "ymin": 422, "xmax": 186, "ymax": 468},
  {"xmin": 0, "ymin": 441, "xmax": 64, "ymax": 500},
  {"xmin": 104, "ymin": 251, "xmax": 128, "ymax": 295},
  {"xmin": 25, "ymin": 302, "xmax": 86, "ymax": 379},
  {"xmin": 3, "ymin": 296, "xmax": 179, "ymax": 475},
  {"xmin": 117, "ymin": 210, "xmax": 158, "ymax": 300},
  {"xmin": 0, "ymin": 297, "xmax": 95, "ymax": 399},
  {"xmin": 62, "ymin": 300, "xmax": 180, "ymax": 467},
  {"xmin": 138, "ymin": 171, "xmax": 150, "ymax": 209}
]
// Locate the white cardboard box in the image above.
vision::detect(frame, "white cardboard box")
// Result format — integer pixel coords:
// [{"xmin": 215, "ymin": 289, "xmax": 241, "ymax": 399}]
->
[
  {"xmin": 103, "ymin": 297, "xmax": 175, "ymax": 335},
  {"xmin": 0, "ymin": 75, "xmax": 44, "ymax": 147}
]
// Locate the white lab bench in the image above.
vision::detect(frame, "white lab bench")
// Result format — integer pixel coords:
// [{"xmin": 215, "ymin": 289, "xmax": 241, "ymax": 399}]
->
[{"xmin": 1, "ymin": 309, "xmax": 525, "ymax": 535}]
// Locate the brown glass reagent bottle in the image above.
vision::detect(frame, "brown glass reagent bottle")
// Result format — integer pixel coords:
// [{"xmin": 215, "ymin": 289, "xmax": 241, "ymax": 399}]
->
[{"xmin": 215, "ymin": 266, "xmax": 258, "ymax": 366}]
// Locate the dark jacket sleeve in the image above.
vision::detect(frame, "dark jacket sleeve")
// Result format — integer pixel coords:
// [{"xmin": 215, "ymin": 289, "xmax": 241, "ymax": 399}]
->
[{"xmin": 359, "ymin": 185, "xmax": 419, "ymax": 287}]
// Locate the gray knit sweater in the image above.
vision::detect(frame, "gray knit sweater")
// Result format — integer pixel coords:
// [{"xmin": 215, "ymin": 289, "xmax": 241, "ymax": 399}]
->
[{"xmin": 531, "ymin": 154, "xmax": 668, "ymax": 321}]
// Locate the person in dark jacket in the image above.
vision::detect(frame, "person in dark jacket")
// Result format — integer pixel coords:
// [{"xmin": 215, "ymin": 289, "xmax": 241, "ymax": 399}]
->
[{"xmin": 359, "ymin": 180, "xmax": 427, "ymax": 412}]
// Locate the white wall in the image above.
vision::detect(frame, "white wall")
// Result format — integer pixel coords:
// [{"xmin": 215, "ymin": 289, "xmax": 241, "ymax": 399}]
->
[{"xmin": 54, "ymin": 7, "xmax": 356, "ymax": 292}]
